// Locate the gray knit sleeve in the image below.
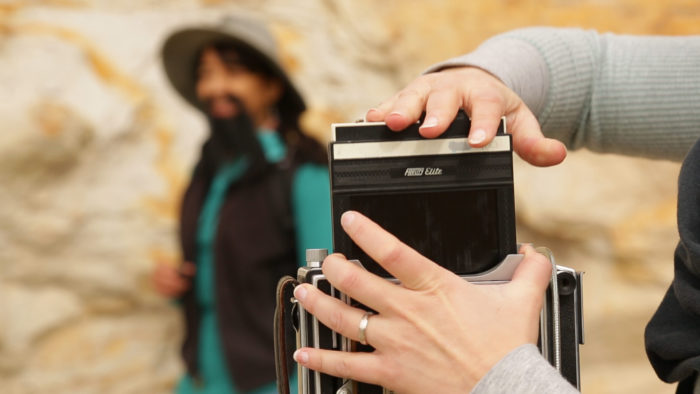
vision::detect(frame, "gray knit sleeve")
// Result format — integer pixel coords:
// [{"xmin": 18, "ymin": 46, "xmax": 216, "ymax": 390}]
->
[
  {"xmin": 471, "ymin": 344, "xmax": 579, "ymax": 394},
  {"xmin": 426, "ymin": 27, "xmax": 700, "ymax": 161}
]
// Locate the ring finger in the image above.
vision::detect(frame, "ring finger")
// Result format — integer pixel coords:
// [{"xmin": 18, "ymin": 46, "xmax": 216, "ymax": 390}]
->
[{"xmin": 295, "ymin": 283, "xmax": 382, "ymax": 346}]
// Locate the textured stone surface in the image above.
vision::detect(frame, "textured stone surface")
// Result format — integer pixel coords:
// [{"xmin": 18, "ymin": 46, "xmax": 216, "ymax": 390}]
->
[{"xmin": 0, "ymin": 1, "xmax": 696, "ymax": 393}]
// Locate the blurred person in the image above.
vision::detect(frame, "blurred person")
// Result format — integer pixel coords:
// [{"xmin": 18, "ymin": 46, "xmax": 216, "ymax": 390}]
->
[
  {"xmin": 292, "ymin": 27, "xmax": 700, "ymax": 393},
  {"xmin": 152, "ymin": 15, "xmax": 331, "ymax": 394}
]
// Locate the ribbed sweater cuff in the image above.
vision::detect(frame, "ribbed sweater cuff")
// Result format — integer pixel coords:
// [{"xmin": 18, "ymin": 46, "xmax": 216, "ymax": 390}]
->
[{"xmin": 471, "ymin": 344, "xmax": 578, "ymax": 394}]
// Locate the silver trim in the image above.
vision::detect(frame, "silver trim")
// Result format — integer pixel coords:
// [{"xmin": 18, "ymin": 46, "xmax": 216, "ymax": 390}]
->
[
  {"xmin": 380, "ymin": 254, "xmax": 522, "ymax": 289},
  {"xmin": 337, "ymin": 380, "xmax": 353, "ymax": 394},
  {"xmin": 537, "ymin": 247, "xmax": 562, "ymax": 373},
  {"xmin": 577, "ymin": 272, "xmax": 585, "ymax": 345},
  {"xmin": 311, "ymin": 274, "xmax": 325, "ymax": 394},
  {"xmin": 332, "ymin": 135, "xmax": 511, "ymax": 160},
  {"xmin": 298, "ymin": 299, "xmax": 310, "ymax": 394},
  {"xmin": 540, "ymin": 293, "xmax": 551, "ymax": 370},
  {"xmin": 331, "ymin": 285, "xmax": 338, "ymax": 349},
  {"xmin": 463, "ymin": 254, "xmax": 523, "ymax": 283},
  {"xmin": 299, "ymin": 273, "xmax": 334, "ymax": 394}
]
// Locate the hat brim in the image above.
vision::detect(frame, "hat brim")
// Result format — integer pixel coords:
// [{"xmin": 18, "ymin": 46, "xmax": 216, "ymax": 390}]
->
[{"xmin": 161, "ymin": 27, "xmax": 306, "ymax": 115}]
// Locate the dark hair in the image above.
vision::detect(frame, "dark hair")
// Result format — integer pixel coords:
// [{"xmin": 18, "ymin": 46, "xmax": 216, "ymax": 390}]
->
[{"xmin": 198, "ymin": 41, "xmax": 328, "ymax": 165}]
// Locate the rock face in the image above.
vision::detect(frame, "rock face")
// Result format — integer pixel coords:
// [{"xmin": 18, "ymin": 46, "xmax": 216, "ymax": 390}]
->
[{"xmin": 0, "ymin": 1, "xmax": 694, "ymax": 393}]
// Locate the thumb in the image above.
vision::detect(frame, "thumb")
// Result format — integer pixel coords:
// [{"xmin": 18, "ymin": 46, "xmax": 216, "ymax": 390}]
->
[
  {"xmin": 508, "ymin": 106, "xmax": 567, "ymax": 167},
  {"xmin": 510, "ymin": 245, "xmax": 553, "ymax": 298}
]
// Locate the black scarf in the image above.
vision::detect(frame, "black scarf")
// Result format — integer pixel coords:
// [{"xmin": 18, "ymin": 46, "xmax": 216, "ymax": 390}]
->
[{"xmin": 195, "ymin": 95, "xmax": 270, "ymax": 183}]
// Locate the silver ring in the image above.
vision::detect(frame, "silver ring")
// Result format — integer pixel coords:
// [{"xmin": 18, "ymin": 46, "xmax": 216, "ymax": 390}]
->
[{"xmin": 358, "ymin": 311, "xmax": 375, "ymax": 346}]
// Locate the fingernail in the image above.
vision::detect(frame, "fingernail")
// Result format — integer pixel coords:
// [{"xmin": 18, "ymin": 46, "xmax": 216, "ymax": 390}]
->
[
  {"xmin": 341, "ymin": 211, "xmax": 356, "ymax": 228},
  {"xmin": 518, "ymin": 243, "xmax": 534, "ymax": 254},
  {"xmin": 294, "ymin": 285, "xmax": 307, "ymax": 302},
  {"xmin": 469, "ymin": 129, "xmax": 486, "ymax": 144},
  {"xmin": 388, "ymin": 110, "xmax": 404, "ymax": 118},
  {"xmin": 365, "ymin": 108, "xmax": 378, "ymax": 121},
  {"xmin": 293, "ymin": 349, "xmax": 309, "ymax": 364},
  {"xmin": 420, "ymin": 116, "xmax": 438, "ymax": 128}
]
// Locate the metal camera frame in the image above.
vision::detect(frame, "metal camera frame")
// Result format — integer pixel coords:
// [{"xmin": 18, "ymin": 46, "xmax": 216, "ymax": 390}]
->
[
  {"xmin": 290, "ymin": 113, "xmax": 583, "ymax": 394},
  {"xmin": 295, "ymin": 248, "xmax": 584, "ymax": 394}
]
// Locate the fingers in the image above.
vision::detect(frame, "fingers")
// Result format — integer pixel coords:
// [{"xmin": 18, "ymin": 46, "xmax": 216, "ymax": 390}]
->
[
  {"xmin": 365, "ymin": 66, "xmax": 568, "ymax": 167},
  {"xmin": 371, "ymin": 80, "xmax": 432, "ymax": 131},
  {"xmin": 340, "ymin": 211, "xmax": 448, "ymax": 291},
  {"xmin": 367, "ymin": 67, "xmax": 504, "ymax": 140},
  {"xmin": 321, "ymin": 253, "xmax": 401, "ymax": 313},
  {"xmin": 366, "ymin": 74, "xmax": 463, "ymax": 136},
  {"xmin": 384, "ymin": 84, "xmax": 431, "ymax": 131},
  {"xmin": 293, "ymin": 347, "xmax": 385, "ymax": 387},
  {"xmin": 152, "ymin": 275, "xmax": 188, "ymax": 297},
  {"xmin": 465, "ymin": 93, "xmax": 506, "ymax": 147},
  {"xmin": 418, "ymin": 87, "xmax": 461, "ymax": 138},
  {"xmin": 294, "ymin": 283, "xmax": 383, "ymax": 345},
  {"xmin": 152, "ymin": 263, "xmax": 192, "ymax": 297},
  {"xmin": 466, "ymin": 91, "xmax": 565, "ymax": 166},
  {"xmin": 178, "ymin": 261, "xmax": 197, "ymax": 277}
]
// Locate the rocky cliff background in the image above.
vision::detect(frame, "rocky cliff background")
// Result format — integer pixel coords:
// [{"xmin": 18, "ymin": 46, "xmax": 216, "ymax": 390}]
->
[{"xmin": 0, "ymin": 1, "xmax": 696, "ymax": 393}]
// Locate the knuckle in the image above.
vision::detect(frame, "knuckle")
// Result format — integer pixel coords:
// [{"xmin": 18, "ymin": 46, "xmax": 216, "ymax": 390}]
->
[
  {"xmin": 377, "ymin": 242, "xmax": 404, "ymax": 269},
  {"xmin": 331, "ymin": 357, "xmax": 354, "ymax": 379},
  {"xmin": 326, "ymin": 307, "xmax": 346, "ymax": 333},
  {"xmin": 397, "ymin": 88, "xmax": 425, "ymax": 102},
  {"xmin": 337, "ymin": 269, "xmax": 362, "ymax": 293},
  {"xmin": 472, "ymin": 90, "xmax": 503, "ymax": 107}
]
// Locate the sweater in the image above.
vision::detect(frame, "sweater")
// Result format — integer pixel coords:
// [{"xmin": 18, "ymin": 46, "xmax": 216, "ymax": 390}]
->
[{"xmin": 426, "ymin": 27, "xmax": 700, "ymax": 393}]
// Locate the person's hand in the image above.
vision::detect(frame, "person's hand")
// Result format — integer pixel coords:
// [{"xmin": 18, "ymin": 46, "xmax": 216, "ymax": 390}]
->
[
  {"xmin": 151, "ymin": 261, "xmax": 196, "ymax": 298},
  {"xmin": 292, "ymin": 211, "xmax": 552, "ymax": 394},
  {"xmin": 366, "ymin": 66, "xmax": 567, "ymax": 167}
]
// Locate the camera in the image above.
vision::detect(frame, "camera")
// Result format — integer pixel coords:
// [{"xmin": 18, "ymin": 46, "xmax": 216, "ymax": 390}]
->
[{"xmin": 290, "ymin": 112, "xmax": 583, "ymax": 394}]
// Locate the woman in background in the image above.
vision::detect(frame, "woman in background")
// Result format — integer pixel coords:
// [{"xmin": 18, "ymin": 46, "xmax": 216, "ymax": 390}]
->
[{"xmin": 152, "ymin": 15, "xmax": 332, "ymax": 394}]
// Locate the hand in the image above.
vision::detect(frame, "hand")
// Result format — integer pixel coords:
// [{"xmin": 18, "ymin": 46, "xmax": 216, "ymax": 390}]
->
[
  {"xmin": 151, "ymin": 261, "xmax": 196, "ymax": 298},
  {"xmin": 293, "ymin": 211, "xmax": 552, "ymax": 393},
  {"xmin": 366, "ymin": 66, "xmax": 567, "ymax": 167}
]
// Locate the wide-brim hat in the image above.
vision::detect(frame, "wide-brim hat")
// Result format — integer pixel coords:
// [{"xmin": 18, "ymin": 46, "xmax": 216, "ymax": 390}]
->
[{"xmin": 161, "ymin": 15, "xmax": 305, "ymax": 115}]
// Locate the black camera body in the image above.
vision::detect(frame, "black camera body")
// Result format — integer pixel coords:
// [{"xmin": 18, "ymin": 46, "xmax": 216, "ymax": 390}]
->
[{"xmin": 294, "ymin": 113, "xmax": 583, "ymax": 394}]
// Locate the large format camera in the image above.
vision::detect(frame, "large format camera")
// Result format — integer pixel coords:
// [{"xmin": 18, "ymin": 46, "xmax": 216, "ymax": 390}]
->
[{"xmin": 290, "ymin": 112, "xmax": 583, "ymax": 394}]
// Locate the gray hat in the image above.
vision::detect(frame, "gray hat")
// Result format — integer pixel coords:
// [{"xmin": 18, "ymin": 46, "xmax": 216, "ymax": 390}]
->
[{"xmin": 161, "ymin": 15, "xmax": 305, "ymax": 114}]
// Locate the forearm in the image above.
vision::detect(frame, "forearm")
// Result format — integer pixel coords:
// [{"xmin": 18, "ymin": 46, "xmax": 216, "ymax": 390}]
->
[
  {"xmin": 472, "ymin": 344, "xmax": 579, "ymax": 394},
  {"xmin": 428, "ymin": 27, "xmax": 700, "ymax": 161}
]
